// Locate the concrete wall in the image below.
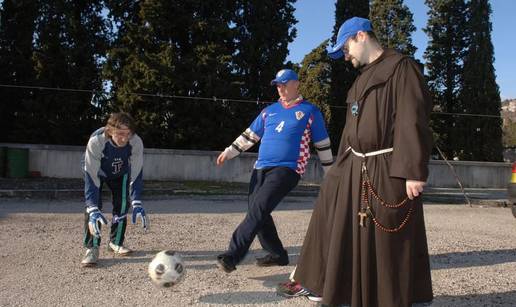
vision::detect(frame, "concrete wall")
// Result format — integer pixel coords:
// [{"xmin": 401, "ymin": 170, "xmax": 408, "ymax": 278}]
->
[
  {"xmin": 426, "ymin": 160, "xmax": 510, "ymax": 188},
  {"xmin": 0, "ymin": 143, "xmax": 511, "ymax": 188}
]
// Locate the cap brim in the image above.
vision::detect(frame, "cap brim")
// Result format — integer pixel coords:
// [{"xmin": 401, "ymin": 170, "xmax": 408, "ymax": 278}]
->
[
  {"xmin": 270, "ymin": 79, "xmax": 289, "ymax": 86},
  {"xmin": 327, "ymin": 43, "xmax": 346, "ymax": 59},
  {"xmin": 327, "ymin": 48, "xmax": 344, "ymax": 60},
  {"xmin": 327, "ymin": 37, "xmax": 346, "ymax": 59},
  {"xmin": 327, "ymin": 32, "xmax": 355, "ymax": 60}
]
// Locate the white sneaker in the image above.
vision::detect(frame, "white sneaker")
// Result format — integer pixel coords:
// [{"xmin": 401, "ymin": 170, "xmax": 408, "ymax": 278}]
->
[
  {"xmin": 81, "ymin": 247, "xmax": 99, "ymax": 267},
  {"xmin": 307, "ymin": 295, "xmax": 323, "ymax": 302},
  {"xmin": 108, "ymin": 242, "xmax": 133, "ymax": 255}
]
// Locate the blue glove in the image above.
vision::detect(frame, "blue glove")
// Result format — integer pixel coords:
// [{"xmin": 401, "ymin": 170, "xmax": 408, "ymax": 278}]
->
[
  {"xmin": 131, "ymin": 202, "xmax": 149, "ymax": 231},
  {"xmin": 87, "ymin": 206, "xmax": 108, "ymax": 238}
]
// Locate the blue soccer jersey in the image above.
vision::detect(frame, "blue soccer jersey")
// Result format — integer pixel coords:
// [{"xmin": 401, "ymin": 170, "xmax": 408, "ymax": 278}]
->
[
  {"xmin": 83, "ymin": 127, "xmax": 144, "ymax": 208},
  {"xmin": 248, "ymin": 100, "xmax": 329, "ymax": 174}
]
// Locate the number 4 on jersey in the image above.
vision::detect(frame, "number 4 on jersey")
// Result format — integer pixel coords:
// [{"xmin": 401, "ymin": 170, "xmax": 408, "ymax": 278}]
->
[{"xmin": 275, "ymin": 121, "xmax": 285, "ymax": 133}]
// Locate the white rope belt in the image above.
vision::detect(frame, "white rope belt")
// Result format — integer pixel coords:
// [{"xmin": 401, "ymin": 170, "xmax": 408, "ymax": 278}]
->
[{"xmin": 346, "ymin": 146, "xmax": 393, "ymax": 158}]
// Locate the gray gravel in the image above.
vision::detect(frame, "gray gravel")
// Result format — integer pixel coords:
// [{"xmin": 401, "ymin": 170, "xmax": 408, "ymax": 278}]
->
[{"xmin": 0, "ymin": 195, "xmax": 515, "ymax": 306}]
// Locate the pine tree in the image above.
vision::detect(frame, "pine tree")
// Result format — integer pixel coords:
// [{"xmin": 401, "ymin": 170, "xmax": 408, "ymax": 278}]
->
[
  {"xmin": 370, "ymin": 0, "xmax": 417, "ymax": 56},
  {"xmin": 457, "ymin": 0, "xmax": 502, "ymax": 161},
  {"xmin": 297, "ymin": 40, "xmax": 332, "ymax": 129},
  {"xmin": 0, "ymin": 0, "xmax": 37, "ymax": 142},
  {"xmin": 233, "ymin": 0, "xmax": 296, "ymax": 101},
  {"xmin": 232, "ymin": 0, "xmax": 297, "ymax": 137},
  {"xmin": 329, "ymin": 0, "xmax": 369, "ymax": 152},
  {"xmin": 104, "ymin": 0, "xmax": 240, "ymax": 149},
  {"xmin": 423, "ymin": 0, "xmax": 468, "ymax": 159},
  {"xmin": 28, "ymin": 0, "xmax": 108, "ymax": 145},
  {"xmin": 104, "ymin": 0, "xmax": 297, "ymax": 149},
  {"xmin": 104, "ymin": 0, "xmax": 179, "ymax": 148}
]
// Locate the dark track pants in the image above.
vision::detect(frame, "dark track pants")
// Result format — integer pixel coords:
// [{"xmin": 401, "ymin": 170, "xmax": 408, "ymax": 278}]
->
[
  {"xmin": 225, "ymin": 167, "xmax": 300, "ymax": 264},
  {"xmin": 83, "ymin": 174, "xmax": 130, "ymax": 248}
]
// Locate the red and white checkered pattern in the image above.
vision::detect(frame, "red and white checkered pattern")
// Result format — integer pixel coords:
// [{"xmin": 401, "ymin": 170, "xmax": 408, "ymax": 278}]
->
[{"xmin": 296, "ymin": 115, "xmax": 313, "ymax": 175}]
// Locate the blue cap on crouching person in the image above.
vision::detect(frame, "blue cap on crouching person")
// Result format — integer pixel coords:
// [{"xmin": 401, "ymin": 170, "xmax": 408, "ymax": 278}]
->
[
  {"xmin": 270, "ymin": 69, "xmax": 298, "ymax": 85},
  {"xmin": 327, "ymin": 17, "xmax": 373, "ymax": 60}
]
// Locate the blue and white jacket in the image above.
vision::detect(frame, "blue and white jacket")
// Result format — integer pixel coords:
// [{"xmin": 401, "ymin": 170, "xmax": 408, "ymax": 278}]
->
[{"xmin": 83, "ymin": 127, "xmax": 144, "ymax": 208}]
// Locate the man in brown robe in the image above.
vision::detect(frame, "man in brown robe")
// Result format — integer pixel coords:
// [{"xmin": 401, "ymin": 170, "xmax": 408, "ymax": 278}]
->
[{"xmin": 277, "ymin": 17, "xmax": 433, "ymax": 307}]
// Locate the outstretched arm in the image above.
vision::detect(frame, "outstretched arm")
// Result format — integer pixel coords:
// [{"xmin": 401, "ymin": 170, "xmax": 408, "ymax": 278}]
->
[{"xmin": 217, "ymin": 128, "xmax": 261, "ymax": 166}]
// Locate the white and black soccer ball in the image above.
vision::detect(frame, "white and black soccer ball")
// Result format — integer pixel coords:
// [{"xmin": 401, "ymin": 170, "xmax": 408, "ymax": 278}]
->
[{"xmin": 148, "ymin": 250, "xmax": 185, "ymax": 288}]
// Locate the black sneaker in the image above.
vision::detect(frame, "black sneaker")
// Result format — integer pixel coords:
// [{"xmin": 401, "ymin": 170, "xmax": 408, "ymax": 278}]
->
[
  {"xmin": 217, "ymin": 254, "xmax": 236, "ymax": 273},
  {"xmin": 256, "ymin": 254, "xmax": 289, "ymax": 267}
]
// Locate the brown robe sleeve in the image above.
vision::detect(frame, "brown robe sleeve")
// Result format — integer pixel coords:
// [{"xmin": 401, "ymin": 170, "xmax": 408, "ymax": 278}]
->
[{"xmin": 389, "ymin": 58, "xmax": 433, "ymax": 181}]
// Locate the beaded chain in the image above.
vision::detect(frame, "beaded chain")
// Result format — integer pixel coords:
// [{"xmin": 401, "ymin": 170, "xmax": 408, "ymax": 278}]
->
[{"xmin": 359, "ymin": 162, "xmax": 413, "ymax": 233}]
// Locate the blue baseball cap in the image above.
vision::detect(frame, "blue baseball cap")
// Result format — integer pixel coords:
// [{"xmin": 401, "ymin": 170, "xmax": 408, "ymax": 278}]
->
[
  {"xmin": 270, "ymin": 69, "xmax": 298, "ymax": 85},
  {"xmin": 327, "ymin": 17, "xmax": 373, "ymax": 60}
]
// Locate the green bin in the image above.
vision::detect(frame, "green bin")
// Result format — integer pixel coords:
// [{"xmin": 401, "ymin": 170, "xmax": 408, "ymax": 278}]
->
[
  {"xmin": 0, "ymin": 147, "xmax": 5, "ymax": 177},
  {"xmin": 6, "ymin": 148, "xmax": 29, "ymax": 178}
]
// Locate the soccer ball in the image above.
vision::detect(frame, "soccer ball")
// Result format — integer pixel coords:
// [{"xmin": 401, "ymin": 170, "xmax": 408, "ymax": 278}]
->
[{"xmin": 148, "ymin": 250, "xmax": 185, "ymax": 287}]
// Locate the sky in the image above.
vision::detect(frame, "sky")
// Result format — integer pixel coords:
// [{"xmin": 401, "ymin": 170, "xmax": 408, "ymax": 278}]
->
[{"xmin": 287, "ymin": 0, "xmax": 515, "ymax": 100}]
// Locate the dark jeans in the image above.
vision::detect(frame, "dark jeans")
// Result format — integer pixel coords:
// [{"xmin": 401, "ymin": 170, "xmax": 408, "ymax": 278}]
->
[
  {"xmin": 83, "ymin": 174, "xmax": 130, "ymax": 248},
  {"xmin": 225, "ymin": 167, "xmax": 300, "ymax": 264}
]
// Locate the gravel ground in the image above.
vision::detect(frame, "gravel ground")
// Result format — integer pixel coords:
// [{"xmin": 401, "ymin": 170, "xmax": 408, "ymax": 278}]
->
[{"xmin": 0, "ymin": 195, "xmax": 515, "ymax": 307}]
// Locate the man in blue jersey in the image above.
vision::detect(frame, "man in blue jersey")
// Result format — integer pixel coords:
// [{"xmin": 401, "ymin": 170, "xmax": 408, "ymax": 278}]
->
[
  {"xmin": 81, "ymin": 112, "xmax": 148, "ymax": 267},
  {"xmin": 215, "ymin": 69, "xmax": 333, "ymax": 273}
]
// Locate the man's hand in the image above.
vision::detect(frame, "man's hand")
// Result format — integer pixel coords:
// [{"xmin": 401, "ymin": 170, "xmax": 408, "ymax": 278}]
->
[
  {"xmin": 216, "ymin": 151, "xmax": 227, "ymax": 166},
  {"xmin": 131, "ymin": 203, "xmax": 149, "ymax": 231},
  {"xmin": 406, "ymin": 180, "xmax": 426, "ymax": 200},
  {"xmin": 87, "ymin": 206, "xmax": 108, "ymax": 238}
]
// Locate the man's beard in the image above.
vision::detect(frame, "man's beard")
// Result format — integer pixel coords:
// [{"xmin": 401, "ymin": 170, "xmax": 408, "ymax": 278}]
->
[{"xmin": 351, "ymin": 57, "xmax": 363, "ymax": 68}]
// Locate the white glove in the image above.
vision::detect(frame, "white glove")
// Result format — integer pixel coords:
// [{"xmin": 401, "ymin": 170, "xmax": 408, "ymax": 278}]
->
[
  {"xmin": 131, "ymin": 202, "xmax": 149, "ymax": 231},
  {"xmin": 87, "ymin": 206, "xmax": 108, "ymax": 238}
]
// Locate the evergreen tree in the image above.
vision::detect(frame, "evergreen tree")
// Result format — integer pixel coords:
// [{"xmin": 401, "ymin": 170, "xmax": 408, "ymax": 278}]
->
[
  {"xmin": 104, "ymin": 0, "xmax": 174, "ymax": 147},
  {"xmin": 0, "ymin": 0, "xmax": 37, "ymax": 142},
  {"xmin": 457, "ymin": 0, "xmax": 502, "ymax": 161},
  {"xmin": 232, "ymin": 0, "xmax": 297, "ymax": 136},
  {"xmin": 370, "ymin": 0, "xmax": 417, "ymax": 56},
  {"xmin": 297, "ymin": 40, "xmax": 332, "ymax": 130},
  {"xmin": 329, "ymin": 0, "xmax": 369, "ymax": 151},
  {"xmin": 423, "ymin": 0, "xmax": 468, "ymax": 159},
  {"xmin": 104, "ymin": 1, "xmax": 239, "ymax": 149},
  {"xmin": 233, "ymin": 0, "xmax": 296, "ymax": 101},
  {"xmin": 104, "ymin": 0, "xmax": 297, "ymax": 150},
  {"xmin": 28, "ymin": 0, "xmax": 108, "ymax": 145}
]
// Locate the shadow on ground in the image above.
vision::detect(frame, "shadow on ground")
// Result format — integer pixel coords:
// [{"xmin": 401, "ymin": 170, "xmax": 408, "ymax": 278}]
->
[
  {"xmin": 79, "ymin": 246, "xmax": 303, "ymax": 271},
  {"xmin": 248, "ymin": 273, "xmax": 291, "ymax": 289},
  {"xmin": 0, "ymin": 196, "xmax": 317, "ymax": 216},
  {"xmin": 198, "ymin": 288, "xmax": 516, "ymax": 306},
  {"xmin": 431, "ymin": 248, "xmax": 516, "ymax": 270},
  {"xmin": 199, "ymin": 291, "xmax": 289, "ymax": 305},
  {"xmin": 431, "ymin": 290, "xmax": 516, "ymax": 306},
  {"xmin": 81, "ymin": 244, "xmax": 516, "ymax": 274}
]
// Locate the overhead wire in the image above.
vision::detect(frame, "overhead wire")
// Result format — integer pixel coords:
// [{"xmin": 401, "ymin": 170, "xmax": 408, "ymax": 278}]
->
[{"xmin": 0, "ymin": 83, "xmax": 504, "ymax": 118}]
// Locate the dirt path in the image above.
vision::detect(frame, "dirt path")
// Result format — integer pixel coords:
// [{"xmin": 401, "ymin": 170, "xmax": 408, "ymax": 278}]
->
[{"xmin": 0, "ymin": 196, "xmax": 515, "ymax": 306}]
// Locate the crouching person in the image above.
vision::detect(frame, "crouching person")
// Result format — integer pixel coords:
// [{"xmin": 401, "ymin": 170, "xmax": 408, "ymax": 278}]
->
[{"xmin": 81, "ymin": 112, "xmax": 148, "ymax": 267}]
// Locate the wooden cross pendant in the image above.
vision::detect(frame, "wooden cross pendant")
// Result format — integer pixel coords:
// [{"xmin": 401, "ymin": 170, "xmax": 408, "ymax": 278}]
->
[{"xmin": 358, "ymin": 209, "xmax": 368, "ymax": 227}]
